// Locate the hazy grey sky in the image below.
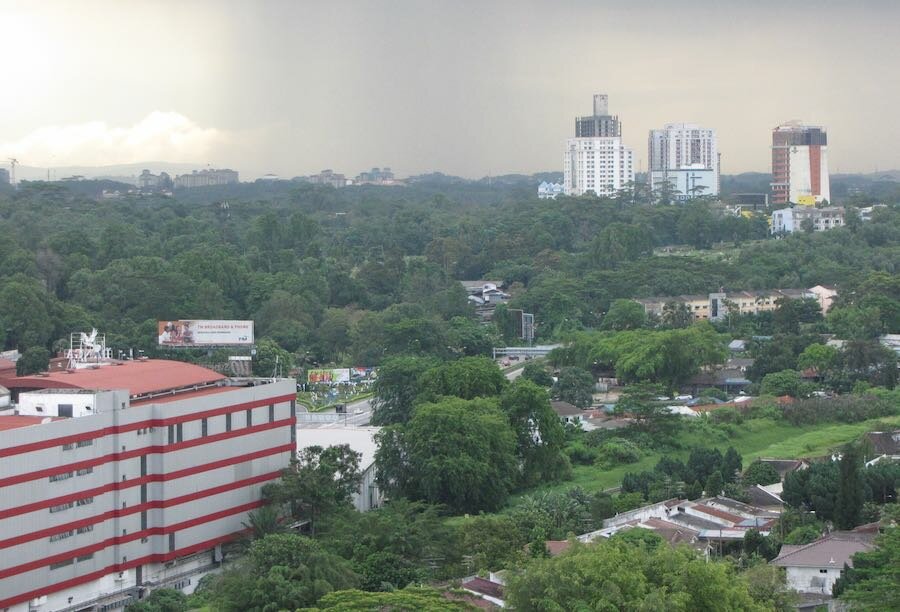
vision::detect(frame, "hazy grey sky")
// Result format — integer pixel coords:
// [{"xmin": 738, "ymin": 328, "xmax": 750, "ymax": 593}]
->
[{"xmin": 2, "ymin": 0, "xmax": 898, "ymax": 178}]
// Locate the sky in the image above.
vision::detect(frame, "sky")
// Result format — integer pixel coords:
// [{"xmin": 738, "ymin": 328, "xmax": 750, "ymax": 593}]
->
[{"xmin": 1, "ymin": 0, "xmax": 898, "ymax": 179}]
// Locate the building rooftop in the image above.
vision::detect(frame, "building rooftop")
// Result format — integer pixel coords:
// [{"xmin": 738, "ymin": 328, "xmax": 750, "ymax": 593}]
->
[
  {"xmin": 771, "ymin": 528, "xmax": 878, "ymax": 569},
  {"xmin": 0, "ymin": 415, "xmax": 60, "ymax": 431},
  {"xmin": 4, "ymin": 359, "xmax": 227, "ymax": 399},
  {"xmin": 550, "ymin": 400, "xmax": 582, "ymax": 417}
]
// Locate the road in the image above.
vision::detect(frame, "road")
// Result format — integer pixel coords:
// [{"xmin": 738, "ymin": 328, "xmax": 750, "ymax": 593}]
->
[
  {"xmin": 300, "ymin": 396, "xmax": 374, "ymax": 428},
  {"xmin": 305, "ymin": 362, "xmax": 524, "ymax": 429}
]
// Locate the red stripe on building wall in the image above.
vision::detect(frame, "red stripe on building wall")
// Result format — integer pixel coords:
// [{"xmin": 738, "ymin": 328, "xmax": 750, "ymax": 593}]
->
[
  {"xmin": 0, "ymin": 417, "xmax": 295, "ymax": 488},
  {"xmin": 0, "ymin": 393, "xmax": 296, "ymax": 458},
  {"xmin": 0, "ymin": 500, "xmax": 263, "ymax": 579},
  {"xmin": 809, "ymin": 145, "xmax": 821, "ymax": 196},
  {"xmin": 0, "ymin": 441, "xmax": 293, "ymax": 518},
  {"xmin": 0, "ymin": 471, "xmax": 282, "ymax": 549},
  {"xmin": 0, "ymin": 532, "xmax": 243, "ymax": 609}
]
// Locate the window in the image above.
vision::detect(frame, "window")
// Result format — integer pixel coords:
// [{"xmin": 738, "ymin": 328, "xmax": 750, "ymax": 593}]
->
[
  {"xmin": 50, "ymin": 471, "xmax": 74, "ymax": 483},
  {"xmin": 77, "ymin": 525, "xmax": 94, "ymax": 535},
  {"xmin": 269, "ymin": 404, "xmax": 275, "ymax": 423},
  {"xmin": 61, "ymin": 443, "xmax": 75, "ymax": 451},
  {"xmin": 49, "ymin": 530, "xmax": 74, "ymax": 542},
  {"xmin": 141, "ymin": 484, "xmax": 147, "ymax": 504},
  {"xmin": 76, "ymin": 553, "xmax": 94, "ymax": 562},
  {"xmin": 202, "ymin": 418, "xmax": 208, "ymax": 437},
  {"xmin": 57, "ymin": 404, "xmax": 74, "ymax": 418},
  {"xmin": 50, "ymin": 502, "xmax": 74, "ymax": 513},
  {"xmin": 141, "ymin": 511, "xmax": 147, "ymax": 530},
  {"xmin": 76, "ymin": 439, "xmax": 93, "ymax": 448},
  {"xmin": 77, "ymin": 467, "xmax": 93, "ymax": 476},
  {"xmin": 176, "ymin": 423, "xmax": 183, "ymax": 443},
  {"xmin": 819, "ymin": 569, "xmax": 828, "ymax": 574},
  {"xmin": 50, "ymin": 558, "xmax": 75, "ymax": 570},
  {"xmin": 167, "ymin": 424, "xmax": 175, "ymax": 444},
  {"xmin": 169, "ymin": 532, "xmax": 176, "ymax": 552},
  {"xmin": 245, "ymin": 409, "xmax": 252, "ymax": 428},
  {"xmin": 225, "ymin": 412, "xmax": 232, "ymax": 432},
  {"xmin": 76, "ymin": 496, "xmax": 94, "ymax": 507},
  {"xmin": 140, "ymin": 455, "xmax": 147, "ymax": 477}
]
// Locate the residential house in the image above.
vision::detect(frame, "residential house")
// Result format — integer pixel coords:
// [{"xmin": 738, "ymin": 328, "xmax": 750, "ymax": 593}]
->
[
  {"xmin": 551, "ymin": 400, "xmax": 583, "ymax": 425},
  {"xmin": 771, "ymin": 524, "xmax": 879, "ymax": 600},
  {"xmin": 863, "ymin": 430, "xmax": 900, "ymax": 466}
]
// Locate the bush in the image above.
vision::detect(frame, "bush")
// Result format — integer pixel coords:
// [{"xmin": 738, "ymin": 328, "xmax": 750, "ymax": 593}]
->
[
  {"xmin": 595, "ymin": 438, "xmax": 641, "ymax": 466},
  {"xmin": 565, "ymin": 442, "xmax": 597, "ymax": 466},
  {"xmin": 780, "ymin": 395, "xmax": 896, "ymax": 426}
]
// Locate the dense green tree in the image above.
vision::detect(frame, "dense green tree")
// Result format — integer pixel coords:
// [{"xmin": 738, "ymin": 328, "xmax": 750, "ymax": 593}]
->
[
  {"xmin": 742, "ymin": 564, "xmax": 799, "ymax": 612},
  {"xmin": 370, "ymin": 356, "xmax": 436, "ymax": 425},
  {"xmin": 205, "ymin": 533, "xmax": 359, "ymax": 611},
  {"xmin": 599, "ymin": 299, "xmax": 647, "ymax": 331},
  {"xmin": 796, "ymin": 342, "xmax": 839, "ymax": 373},
  {"xmin": 499, "ymin": 379, "xmax": 571, "ymax": 485},
  {"xmin": 15, "ymin": 346, "xmax": 51, "ymax": 375},
  {"xmin": 461, "ymin": 515, "xmax": 527, "ymax": 572},
  {"xmin": 312, "ymin": 586, "xmax": 478, "ymax": 611},
  {"xmin": 834, "ymin": 445, "xmax": 865, "ymax": 529},
  {"xmin": 252, "ymin": 337, "xmax": 293, "ymax": 377},
  {"xmin": 125, "ymin": 589, "xmax": 188, "ymax": 612},
  {"xmin": 742, "ymin": 460, "xmax": 781, "ymax": 486},
  {"xmin": 551, "ymin": 366, "xmax": 594, "ymax": 408},
  {"xmin": 520, "ymin": 360, "xmax": 554, "ymax": 387},
  {"xmin": 722, "ymin": 447, "xmax": 743, "ymax": 483},
  {"xmin": 760, "ymin": 369, "xmax": 808, "ymax": 397},
  {"xmin": 265, "ymin": 445, "xmax": 362, "ymax": 535},
  {"xmin": 375, "ymin": 398, "xmax": 518, "ymax": 513},
  {"xmin": 506, "ymin": 539, "xmax": 764, "ymax": 611},
  {"xmin": 419, "ymin": 356, "xmax": 507, "ymax": 401},
  {"xmin": 835, "ymin": 527, "xmax": 900, "ymax": 610},
  {"xmin": 614, "ymin": 382, "xmax": 678, "ymax": 436}
]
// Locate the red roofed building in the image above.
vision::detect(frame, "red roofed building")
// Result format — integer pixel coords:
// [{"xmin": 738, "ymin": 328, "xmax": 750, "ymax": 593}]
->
[
  {"xmin": 2, "ymin": 359, "xmax": 226, "ymax": 400},
  {"xmin": 0, "ymin": 359, "xmax": 296, "ymax": 612}
]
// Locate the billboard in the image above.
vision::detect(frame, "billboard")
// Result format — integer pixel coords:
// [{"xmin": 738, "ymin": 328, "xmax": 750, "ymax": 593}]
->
[
  {"xmin": 307, "ymin": 368, "xmax": 351, "ymax": 384},
  {"xmin": 158, "ymin": 320, "xmax": 254, "ymax": 347}
]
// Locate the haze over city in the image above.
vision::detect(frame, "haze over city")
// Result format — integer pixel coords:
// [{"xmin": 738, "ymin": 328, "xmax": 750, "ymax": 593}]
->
[{"xmin": 3, "ymin": 0, "xmax": 900, "ymax": 178}]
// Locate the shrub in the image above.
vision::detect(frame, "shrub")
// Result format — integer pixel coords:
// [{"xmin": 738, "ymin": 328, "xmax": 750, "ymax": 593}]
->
[
  {"xmin": 565, "ymin": 442, "xmax": 597, "ymax": 466},
  {"xmin": 595, "ymin": 438, "xmax": 641, "ymax": 466}
]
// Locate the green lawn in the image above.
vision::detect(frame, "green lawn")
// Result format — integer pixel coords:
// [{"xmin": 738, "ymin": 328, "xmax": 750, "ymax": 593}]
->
[{"xmin": 512, "ymin": 415, "xmax": 900, "ymax": 501}]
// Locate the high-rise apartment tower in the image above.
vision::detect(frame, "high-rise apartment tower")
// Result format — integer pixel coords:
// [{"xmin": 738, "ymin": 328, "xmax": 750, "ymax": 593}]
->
[
  {"xmin": 648, "ymin": 123, "xmax": 719, "ymax": 201},
  {"xmin": 564, "ymin": 94, "xmax": 634, "ymax": 197},
  {"xmin": 771, "ymin": 122, "xmax": 830, "ymax": 205}
]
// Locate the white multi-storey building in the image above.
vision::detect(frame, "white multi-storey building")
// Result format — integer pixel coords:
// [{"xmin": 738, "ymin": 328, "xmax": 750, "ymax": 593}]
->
[
  {"xmin": 0, "ymin": 359, "xmax": 296, "ymax": 612},
  {"xmin": 564, "ymin": 95, "xmax": 634, "ymax": 197},
  {"xmin": 770, "ymin": 206, "xmax": 845, "ymax": 234},
  {"xmin": 648, "ymin": 123, "xmax": 719, "ymax": 200}
]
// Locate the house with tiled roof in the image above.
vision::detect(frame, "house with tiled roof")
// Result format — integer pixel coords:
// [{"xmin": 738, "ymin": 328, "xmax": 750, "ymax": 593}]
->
[{"xmin": 771, "ymin": 524, "xmax": 879, "ymax": 596}]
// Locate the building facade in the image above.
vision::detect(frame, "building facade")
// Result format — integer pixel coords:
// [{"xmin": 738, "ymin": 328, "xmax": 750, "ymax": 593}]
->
[
  {"xmin": 173, "ymin": 169, "xmax": 239, "ymax": 189},
  {"xmin": 0, "ymin": 360, "xmax": 295, "ymax": 611},
  {"xmin": 770, "ymin": 206, "xmax": 845, "ymax": 234},
  {"xmin": 634, "ymin": 287, "xmax": 823, "ymax": 322},
  {"xmin": 771, "ymin": 122, "xmax": 830, "ymax": 205},
  {"xmin": 537, "ymin": 181, "xmax": 564, "ymax": 199},
  {"xmin": 648, "ymin": 123, "xmax": 719, "ymax": 200},
  {"xmin": 564, "ymin": 95, "xmax": 634, "ymax": 197}
]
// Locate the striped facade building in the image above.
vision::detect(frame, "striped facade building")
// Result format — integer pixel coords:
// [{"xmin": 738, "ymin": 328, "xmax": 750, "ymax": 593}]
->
[{"xmin": 0, "ymin": 360, "xmax": 296, "ymax": 611}]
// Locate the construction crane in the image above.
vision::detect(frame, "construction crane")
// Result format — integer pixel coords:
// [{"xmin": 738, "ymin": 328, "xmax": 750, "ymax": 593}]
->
[{"xmin": 8, "ymin": 158, "xmax": 18, "ymax": 188}]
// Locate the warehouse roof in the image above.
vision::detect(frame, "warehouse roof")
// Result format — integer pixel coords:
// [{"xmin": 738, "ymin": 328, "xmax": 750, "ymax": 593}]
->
[{"xmin": 4, "ymin": 359, "xmax": 226, "ymax": 398}]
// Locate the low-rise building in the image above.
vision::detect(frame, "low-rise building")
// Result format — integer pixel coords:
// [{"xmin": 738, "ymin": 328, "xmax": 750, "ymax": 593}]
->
[
  {"xmin": 537, "ymin": 181, "xmax": 564, "ymax": 199},
  {"xmin": 771, "ymin": 206, "xmax": 845, "ymax": 234},
  {"xmin": 634, "ymin": 287, "xmax": 824, "ymax": 322},
  {"xmin": 173, "ymin": 169, "xmax": 239, "ymax": 189},
  {"xmin": 771, "ymin": 524, "xmax": 879, "ymax": 598},
  {"xmin": 550, "ymin": 400, "xmax": 582, "ymax": 425},
  {"xmin": 305, "ymin": 169, "xmax": 348, "ymax": 188}
]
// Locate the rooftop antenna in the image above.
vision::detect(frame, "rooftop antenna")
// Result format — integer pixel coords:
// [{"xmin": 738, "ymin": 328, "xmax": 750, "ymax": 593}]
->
[{"xmin": 8, "ymin": 158, "xmax": 18, "ymax": 189}]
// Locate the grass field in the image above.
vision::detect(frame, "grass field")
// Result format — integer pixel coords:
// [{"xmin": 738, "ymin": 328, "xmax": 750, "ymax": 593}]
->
[{"xmin": 512, "ymin": 414, "xmax": 900, "ymax": 501}]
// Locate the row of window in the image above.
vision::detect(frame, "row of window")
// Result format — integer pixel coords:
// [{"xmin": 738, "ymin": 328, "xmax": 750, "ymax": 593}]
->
[
  {"xmin": 168, "ymin": 405, "xmax": 276, "ymax": 444},
  {"xmin": 49, "ymin": 552, "xmax": 93, "ymax": 570},
  {"xmin": 49, "ymin": 496, "xmax": 94, "ymax": 514},
  {"xmin": 49, "ymin": 466, "xmax": 94, "ymax": 483},
  {"xmin": 61, "ymin": 438, "xmax": 95, "ymax": 451}
]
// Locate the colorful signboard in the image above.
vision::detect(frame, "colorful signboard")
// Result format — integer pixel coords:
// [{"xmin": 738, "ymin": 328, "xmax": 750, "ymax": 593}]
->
[{"xmin": 157, "ymin": 320, "xmax": 254, "ymax": 347}]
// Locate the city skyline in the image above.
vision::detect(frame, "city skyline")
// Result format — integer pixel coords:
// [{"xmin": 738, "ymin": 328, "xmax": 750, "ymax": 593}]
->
[{"xmin": 2, "ymin": 1, "xmax": 899, "ymax": 178}]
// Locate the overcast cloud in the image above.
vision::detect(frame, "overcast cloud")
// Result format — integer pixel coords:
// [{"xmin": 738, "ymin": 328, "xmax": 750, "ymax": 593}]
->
[{"xmin": 1, "ymin": 0, "xmax": 898, "ymax": 178}]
